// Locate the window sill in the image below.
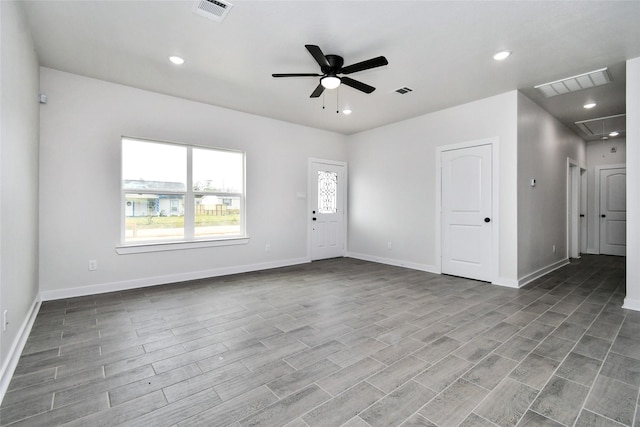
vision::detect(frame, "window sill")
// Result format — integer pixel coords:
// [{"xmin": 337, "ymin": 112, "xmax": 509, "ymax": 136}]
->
[{"xmin": 116, "ymin": 237, "xmax": 250, "ymax": 254}]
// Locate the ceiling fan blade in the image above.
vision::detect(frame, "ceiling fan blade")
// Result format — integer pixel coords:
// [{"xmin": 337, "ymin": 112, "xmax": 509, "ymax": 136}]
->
[
  {"xmin": 310, "ymin": 83, "xmax": 325, "ymax": 98},
  {"xmin": 305, "ymin": 45, "xmax": 330, "ymax": 69},
  {"xmin": 340, "ymin": 76, "xmax": 375, "ymax": 94},
  {"xmin": 272, "ymin": 73, "xmax": 322, "ymax": 77},
  {"xmin": 341, "ymin": 56, "xmax": 388, "ymax": 75}
]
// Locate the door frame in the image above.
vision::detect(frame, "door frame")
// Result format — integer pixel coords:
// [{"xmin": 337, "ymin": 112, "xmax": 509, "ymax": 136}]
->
[
  {"xmin": 566, "ymin": 158, "xmax": 584, "ymax": 259},
  {"xmin": 580, "ymin": 168, "xmax": 588, "ymax": 254},
  {"xmin": 594, "ymin": 163, "xmax": 626, "ymax": 254},
  {"xmin": 593, "ymin": 163, "xmax": 627, "ymax": 254},
  {"xmin": 436, "ymin": 137, "xmax": 500, "ymax": 283},
  {"xmin": 307, "ymin": 158, "xmax": 348, "ymax": 260}
]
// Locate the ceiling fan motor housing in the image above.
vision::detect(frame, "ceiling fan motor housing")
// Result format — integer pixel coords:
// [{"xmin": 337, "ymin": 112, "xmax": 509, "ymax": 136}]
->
[{"xmin": 323, "ymin": 55, "xmax": 344, "ymax": 75}]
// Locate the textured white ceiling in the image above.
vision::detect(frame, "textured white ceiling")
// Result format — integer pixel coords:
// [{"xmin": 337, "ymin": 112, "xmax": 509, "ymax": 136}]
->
[{"xmin": 21, "ymin": 1, "xmax": 640, "ymax": 137}]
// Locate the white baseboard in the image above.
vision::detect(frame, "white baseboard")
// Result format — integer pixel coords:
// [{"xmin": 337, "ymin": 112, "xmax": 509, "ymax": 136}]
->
[
  {"xmin": 40, "ymin": 257, "xmax": 310, "ymax": 301},
  {"xmin": 517, "ymin": 258, "xmax": 570, "ymax": 288},
  {"xmin": 346, "ymin": 252, "xmax": 439, "ymax": 274},
  {"xmin": 623, "ymin": 297, "xmax": 640, "ymax": 312},
  {"xmin": 347, "ymin": 253, "xmax": 572, "ymax": 290},
  {"xmin": 492, "ymin": 277, "xmax": 520, "ymax": 288},
  {"xmin": 0, "ymin": 296, "xmax": 41, "ymax": 406}
]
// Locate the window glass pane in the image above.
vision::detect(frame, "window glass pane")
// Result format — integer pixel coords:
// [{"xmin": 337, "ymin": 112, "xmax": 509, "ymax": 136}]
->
[
  {"xmin": 125, "ymin": 194, "xmax": 185, "ymax": 241},
  {"xmin": 195, "ymin": 195, "xmax": 241, "ymax": 237},
  {"xmin": 193, "ymin": 148, "xmax": 243, "ymax": 193},
  {"xmin": 318, "ymin": 171, "xmax": 338, "ymax": 214},
  {"xmin": 123, "ymin": 139, "xmax": 187, "ymax": 192},
  {"xmin": 121, "ymin": 137, "xmax": 245, "ymax": 245}
]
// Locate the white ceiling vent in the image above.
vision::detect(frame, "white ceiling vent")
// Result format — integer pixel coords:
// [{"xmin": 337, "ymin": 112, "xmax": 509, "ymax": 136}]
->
[
  {"xmin": 575, "ymin": 114, "xmax": 626, "ymax": 138},
  {"xmin": 395, "ymin": 87, "xmax": 413, "ymax": 95},
  {"xmin": 193, "ymin": 0, "xmax": 233, "ymax": 23},
  {"xmin": 535, "ymin": 68, "xmax": 612, "ymax": 98}
]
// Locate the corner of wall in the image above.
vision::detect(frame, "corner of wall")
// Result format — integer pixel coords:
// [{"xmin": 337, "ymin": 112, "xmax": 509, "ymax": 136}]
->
[
  {"xmin": 0, "ymin": 0, "xmax": 42, "ymax": 403},
  {"xmin": 625, "ymin": 57, "xmax": 640, "ymax": 308},
  {"xmin": 0, "ymin": 296, "xmax": 40, "ymax": 405}
]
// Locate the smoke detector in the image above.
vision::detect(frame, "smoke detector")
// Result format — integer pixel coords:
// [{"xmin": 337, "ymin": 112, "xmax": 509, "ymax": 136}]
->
[{"xmin": 193, "ymin": 0, "xmax": 233, "ymax": 23}]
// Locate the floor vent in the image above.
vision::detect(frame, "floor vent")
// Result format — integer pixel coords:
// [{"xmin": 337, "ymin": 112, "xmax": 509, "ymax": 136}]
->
[
  {"xmin": 395, "ymin": 87, "xmax": 413, "ymax": 95},
  {"xmin": 193, "ymin": 0, "xmax": 233, "ymax": 23},
  {"xmin": 535, "ymin": 68, "xmax": 612, "ymax": 98}
]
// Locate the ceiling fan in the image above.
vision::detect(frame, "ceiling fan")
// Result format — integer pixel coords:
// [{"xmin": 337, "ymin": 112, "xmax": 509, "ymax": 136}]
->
[{"xmin": 272, "ymin": 44, "xmax": 388, "ymax": 98}]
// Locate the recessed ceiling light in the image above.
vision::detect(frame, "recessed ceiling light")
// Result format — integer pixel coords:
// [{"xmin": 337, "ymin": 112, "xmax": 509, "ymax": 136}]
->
[
  {"xmin": 609, "ymin": 131, "xmax": 619, "ymax": 137},
  {"xmin": 169, "ymin": 56, "xmax": 185, "ymax": 65},
  {"xmin": 493, "ymin": 50, "xmax": 511, "ymax": 61},
  {"xmin": 583, "ymin": 102, "xmax": 596, "ymax": 109},
  {"xmin": 342, "ymin": 109, "xmax": 352, "ymax": 115}
]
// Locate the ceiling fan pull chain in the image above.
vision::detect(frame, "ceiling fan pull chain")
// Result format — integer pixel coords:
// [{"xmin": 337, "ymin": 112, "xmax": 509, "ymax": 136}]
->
[
  {"xmin": 322, "ymin": 91, "xmax": 325, "ymax": 110},
  {"xmin": 336, "ymin": 87, "xmax": 339, "ymax": 114}
]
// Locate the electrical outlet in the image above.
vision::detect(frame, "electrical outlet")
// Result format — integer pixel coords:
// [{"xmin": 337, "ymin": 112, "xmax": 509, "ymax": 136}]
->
[
  {"xmin": 265, "ymin": 244, "xmax": 271, "ymax": 252},
  {"xmin": 552, "ymin": 245, "xmax": 556, "ymax": 253},
  {"xmin": 3, "ymin": 310, "xmax": 8, "ymax": 332},
  {"xmin": 88, "ymin": 259, "xmax": 97, "ymax": 271},
  {"xmin": 387, "ymin": 241, "xmax": 393, "ymax": 250}
]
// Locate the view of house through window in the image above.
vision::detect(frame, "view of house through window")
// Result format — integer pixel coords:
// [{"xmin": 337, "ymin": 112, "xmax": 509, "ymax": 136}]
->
[{"xmin": 122, "ymin": 137, "xmax": 244, "ymax": 243}]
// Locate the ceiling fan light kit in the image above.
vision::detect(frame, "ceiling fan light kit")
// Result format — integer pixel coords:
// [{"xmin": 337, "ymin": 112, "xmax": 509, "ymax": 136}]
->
[
  {"xmin": 272, "ymin": 44, "xmax": 388, "ymax": 98},
  {"xmin": 321, "ymin": 76, "xmax": 341, "ymax": 89}
]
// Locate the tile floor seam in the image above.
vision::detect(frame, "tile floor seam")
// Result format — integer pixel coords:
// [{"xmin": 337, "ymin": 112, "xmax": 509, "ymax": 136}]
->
[
  {"xmin": 463, "ymin": 270, "xmax": 609, "ymax": 427},
  {"xmin": 564, "ymin": 290, "xmax": 623, "ymax": 426},
  {"xmin": 528, "ymin": 406, "xmax": 571, "ymax": 427},
  {"xmin": 517, "ymin": 277, "xmax": 622, "ymax": 427},
  {"xmin": 384, "ymin": 382, "xmax": 448, "ymax": 427},
  {"xmin": 633, "ymin": 385, "xmax": 640, "ymax": 427}
]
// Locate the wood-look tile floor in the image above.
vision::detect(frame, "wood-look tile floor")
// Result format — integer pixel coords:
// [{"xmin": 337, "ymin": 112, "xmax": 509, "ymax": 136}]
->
[{"xmin": 1, "ymin": 255, "xmax": 636, "ymax": 426}]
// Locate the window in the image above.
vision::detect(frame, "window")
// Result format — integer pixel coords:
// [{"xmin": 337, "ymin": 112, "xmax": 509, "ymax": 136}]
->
[{"xmin": 121, "ymin": 137, "xmax": 245, "ymax": 246}]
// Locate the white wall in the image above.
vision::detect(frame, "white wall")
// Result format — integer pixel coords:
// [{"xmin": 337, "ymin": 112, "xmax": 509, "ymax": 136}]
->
[
  {"xmin": 38, "ymin": 68, "xmax": 347, "ymax": 298},
  {"xmin": 585, "ymin": 138, "xmax": 626, "ymax": 253},
  {"xmin": 347, "ymin": 91, "xmax": 519, "ymax": 285},
  {"xmin": 516, "ymin": 93, "xmax": 586, "ymax": 282},
  {"xmin": 0, "ymin": 0, "xmax": 40, "ymax": 395},
  {"xmin": 624, "ymin": 57, "xmax": 640, "ymax": 310}
]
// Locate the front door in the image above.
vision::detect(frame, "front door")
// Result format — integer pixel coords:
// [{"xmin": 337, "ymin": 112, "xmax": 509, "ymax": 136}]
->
[
  {"xmin": 310, "ymin": 160, "xmax": 346, "ymax": 260},
  {"xmin": 599, "ymin": 166, "xmax": 626, "ymax": 256},
  {"xmin": 441, "ymin": 144, "xmax": 493, "ymax": 282}
]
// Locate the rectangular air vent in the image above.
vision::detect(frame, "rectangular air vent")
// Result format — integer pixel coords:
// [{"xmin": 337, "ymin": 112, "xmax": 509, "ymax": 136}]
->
[
  {"xmin": 395, "ymin": 87, "xmax": 413, "ymax": 95},
  {"xmin": 575, "ymin": 114, "xmax": 626, "ymax": 137},
  {"xmin": 535, "ymin": 68, "xmax": 612, "ymax": 98},
  {"xmin": 193, "ymin": 0, "xmax": 233, "ymax": 22}
]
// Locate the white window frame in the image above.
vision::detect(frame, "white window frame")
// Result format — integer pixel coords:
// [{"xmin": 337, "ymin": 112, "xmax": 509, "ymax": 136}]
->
[{"xmin": 117, "ymin": 136, "xmax": 248, "ymax": 254}]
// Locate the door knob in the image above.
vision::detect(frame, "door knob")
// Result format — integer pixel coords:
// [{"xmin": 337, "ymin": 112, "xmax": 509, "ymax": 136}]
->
[
  {"xmin": 312, "ymin": 218, "xmax": 317, "ymax": 221},
  {"xmin": 484, "ymin": 217, "xmax": 491, "ymax": 223},
  {"xmin": 601, "ymin": 214, "xmax": 606, "ymax": 218}
]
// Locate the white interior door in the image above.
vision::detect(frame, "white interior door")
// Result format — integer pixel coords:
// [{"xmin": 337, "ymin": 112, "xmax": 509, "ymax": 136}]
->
[
  {"xmin": 599, "ymin": 167, "xmax": 626, "ymax": 256},
  {"xmin": 310, "ymin": 160, "xmax": 346, "ymax": 260},
  {"xmin": 441, "ymin": 144, "xmax": 493, "ymax": 282}
]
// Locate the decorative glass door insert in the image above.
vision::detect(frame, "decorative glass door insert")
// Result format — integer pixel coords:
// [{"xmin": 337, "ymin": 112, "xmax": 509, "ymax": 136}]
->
[{"xmin": 318, "ymin": 171, "xmax": 338, "ymax": 214}]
